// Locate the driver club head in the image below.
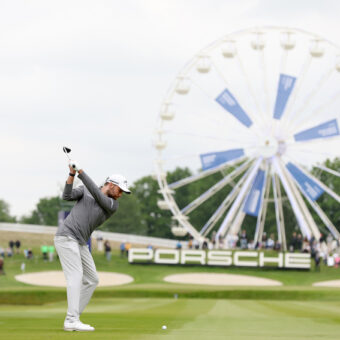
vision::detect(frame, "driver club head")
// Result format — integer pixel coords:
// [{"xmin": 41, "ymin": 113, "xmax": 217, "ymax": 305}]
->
[{"xmin": 63, "ymin": 146, "xmax": 72, "ymax": 160}]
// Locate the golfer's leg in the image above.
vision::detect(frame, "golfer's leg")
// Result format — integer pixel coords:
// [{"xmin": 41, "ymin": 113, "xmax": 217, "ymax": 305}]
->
[
  {"xmin": 79, "ymin": 245, "xmax": 99, "ymax": 315},
  {"xmin": 54, "ymin": 236, "xmax": 83, "ymax": 322}
]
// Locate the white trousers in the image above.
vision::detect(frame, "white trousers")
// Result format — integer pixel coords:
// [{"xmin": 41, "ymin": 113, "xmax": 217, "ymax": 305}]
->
[{"xmin": 54, "ymin": 236, "xmax": 99, "ymax": 322}]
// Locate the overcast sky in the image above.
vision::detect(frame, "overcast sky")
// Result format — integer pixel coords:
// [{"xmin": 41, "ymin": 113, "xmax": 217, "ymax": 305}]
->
[{"xmin": 1, "ymin": 0, "xmax": 340, "ymax": 218}]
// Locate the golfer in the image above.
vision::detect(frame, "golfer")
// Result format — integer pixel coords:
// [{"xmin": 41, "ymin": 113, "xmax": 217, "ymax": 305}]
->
[{"xmin": 54, "ymin": 161, "xmax": 130, "ymax": 331}]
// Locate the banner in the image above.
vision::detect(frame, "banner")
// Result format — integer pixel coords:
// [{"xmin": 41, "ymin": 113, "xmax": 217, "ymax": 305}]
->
[
  {"xmin": 294, "ymin": 119, "xmax": 339, "ymax": 142},
  {"xmin": 129, "ymin": 249, "xmax": 311, "ymax": 269},
  {"xmin": 216, "ymin": 89, "xmax": 253, "ymax": 127},
  {"xmin": 200, "ymin": 149, "xmax": 244, "ymax": 171},
  {"xmin": 286, "ymin": 162, "xmax": 324, "ymax": 201},
  {"xmin": 273, "ymin": 74, "xmax": 296, "ymax": 120},
  {"xmin": 243, "ymin": 169, "xmax": 265, "ymax": 216}
]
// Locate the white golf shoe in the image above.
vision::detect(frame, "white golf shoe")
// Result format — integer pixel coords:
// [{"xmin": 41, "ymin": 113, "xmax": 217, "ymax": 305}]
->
[{"xmin": 64, "ymin": 320, "xmax": 95, "ymax": 332}]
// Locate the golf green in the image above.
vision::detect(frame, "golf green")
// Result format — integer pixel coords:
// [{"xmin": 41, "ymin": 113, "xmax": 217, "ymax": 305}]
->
[{"xmin": 1, "ymin": 297, "xmax": 340, "ymax": 339}]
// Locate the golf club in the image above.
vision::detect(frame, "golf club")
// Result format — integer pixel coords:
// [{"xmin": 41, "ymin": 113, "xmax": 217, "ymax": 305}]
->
[
  {"xmin": 63, "ymin": 146, "xmax": 77, "ymax": 170},
  {"xmin": 63, "ymin": 146, "xmax": 72, "ymax": 160}
]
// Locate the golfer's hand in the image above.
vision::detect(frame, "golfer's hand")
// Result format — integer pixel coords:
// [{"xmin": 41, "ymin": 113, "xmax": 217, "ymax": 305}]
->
[
  {"xmin": 69, "ymin": 165, "xmax": 76, "ymax": 175},
  {"xmin": 69, "ymin": 160, "xmax": 81, "ymax": 172}
]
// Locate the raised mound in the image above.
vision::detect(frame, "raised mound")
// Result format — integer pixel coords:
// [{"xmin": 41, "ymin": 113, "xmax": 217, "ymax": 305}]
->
[
  {"xmin": 15, "ymin": 271, "xmax": 133, "ymax": 287},
  {"xmin": 163, "ymin": 273, "xmax": 282, "ymax": 286},
  {"xmin": 313, "ymin": 280, "xmax": 340, "ymax": 288}
]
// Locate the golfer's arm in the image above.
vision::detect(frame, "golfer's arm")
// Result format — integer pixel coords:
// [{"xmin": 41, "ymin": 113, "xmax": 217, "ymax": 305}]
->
[
  {"xmin": 63, "ymin": 175, "xmax": 84, "ymax": 201},
  {"xmin": 78, "ymin": 171, "xmax": 117, "ymax": 213}
]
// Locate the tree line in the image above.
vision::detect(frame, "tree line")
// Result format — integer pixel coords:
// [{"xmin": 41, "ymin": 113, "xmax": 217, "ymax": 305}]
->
[{"xmin": 1, "ymin": 158, "xmax": 339, "ymax": 241}]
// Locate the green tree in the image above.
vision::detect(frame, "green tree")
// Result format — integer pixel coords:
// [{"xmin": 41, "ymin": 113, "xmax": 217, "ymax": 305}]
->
[
  {"xmin": 21, "ymin": 196, "xmax": 63, "ymax": 226},
  {"xmin": 132, "ymin": 175, "xmax": 173, "ymax": 238},
  {"xmin": 0, "ymin": 199, "xmax": 16, "ymax": 222},
  {"xmin": 101, "ymin": 193, "xmax": 147, "ymax": 235}
]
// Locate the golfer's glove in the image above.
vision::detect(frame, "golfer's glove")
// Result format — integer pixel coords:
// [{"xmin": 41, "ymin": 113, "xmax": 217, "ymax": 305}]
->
[{"xmin": 69, "ymin": 160, "xmax": 81, "ymax": 172}]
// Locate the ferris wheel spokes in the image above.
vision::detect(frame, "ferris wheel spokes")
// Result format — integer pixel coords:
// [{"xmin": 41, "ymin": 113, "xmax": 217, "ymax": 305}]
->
[
  {"xmin": 280, "ymin": 54, "xmax": 313, "ymax": 130},
  {"xmin": 212, "ymin": 56, "xmax": 267, "ymax": 132},
  {"xmin": 272, "ymin": 173, "xmax": 287, "ymax": 251},
  {"xmin": 287, "ymin": 89, "xmax": 340, "ymax": 137},
  {"xmin": 168, "ymin": 155, "xmax": 248, "ymax": 190},
  {"xmin": 287, "ymin": 168, "xmax": 340, "ymax": 240},
  {"xmin": 314, "ymin": 164, "xmax": 340, "ymax": 177},
  {"xmin": 181, "ymin": 159, "xmax": 253, "ymax": 215},
  {"xmin": 253, "ymin": 162, "xmax": 271, "ymax": 247},
  {"xmin": 273, "ymin": 158, "xmax": 314, "ymax": 239},
  {"xmin": 285, "ymin": 67, "xmax": 335, "ymax": 133},
  {"xmin": 188, "ymin": 76, "xmax": 263, "ymax": 138},
  {"xmin": 215, "ymin": 157, "xmax": 263, "ymax": 240},
  {"xmin": 200, "ymin": 162, "xmax": 255, "ymax": 237},
  {"xmin": 286, "ymin": 160, "xmax": 340, "ymax": 203},
  {"xmin": 293, "ymin": 119, "xmax": 339, "ymax": 142},
  {"xmin": 283, "ymin": 163, "xmax": 321, "ymax": 239},
  {"xmin": 235, "ymin": 53, "xmax": 267, "ymax": 123}
]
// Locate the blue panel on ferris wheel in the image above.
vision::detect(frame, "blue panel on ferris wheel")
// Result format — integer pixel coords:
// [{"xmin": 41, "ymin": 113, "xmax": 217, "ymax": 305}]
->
[
  {"xmin": 243, "ymin": 169, "xmax": 265, "ymax": 217},
  {"xmin": 200, "ymin": 149, "xmax": 244, "ymax": 171},
  {"xmin": 286, "ymin": 162, "xmax": 324, "ymax": 201},
  {"xmin": 273, "ymin": 74, "xmax": 296, "ymax": 120},
  {"xmin": 216, "ymin": 89, "xmax": 253, "ymax": 127},
  {"xmin": 294, "ymin": 119, "xmax": 339, "ymax": 142}
]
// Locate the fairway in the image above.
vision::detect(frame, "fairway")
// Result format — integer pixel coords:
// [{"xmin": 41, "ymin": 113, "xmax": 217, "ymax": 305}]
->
[
  {"xmin": 2, "ymin": 245, "xmax": 340, "ymax": 338},
  {"xmin": 1, "ymin": 297, "xmax": 340, "ymax": 339}
]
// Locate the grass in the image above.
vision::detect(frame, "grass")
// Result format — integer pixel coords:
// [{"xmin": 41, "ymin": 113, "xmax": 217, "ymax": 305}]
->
[
  {"xmin": 2, "ymin": 244, "xmax": 340, "ymax": 338},
  {"xmin": 1, "ymin": 298, "xmax": 340, "ymax": 339},
  {"xmin": 1, "ymin": 247, "xmax": 340, "ymax": 304}
]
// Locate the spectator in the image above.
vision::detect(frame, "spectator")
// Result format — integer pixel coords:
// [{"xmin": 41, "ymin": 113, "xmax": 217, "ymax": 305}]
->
[
  {"xmin": 120, "ymin": 242, "xmax": 125, "ymax": 257},
  {"xmin": 240, "ymin": 230, "xmax": 248, "ymax": 249},
  {"xmin": 48, "ymin": 246, "xmax": 55, "ymax": 262},
  {"xmin": 326, "ymin": 234, "xmax": 334, "ymax": 254},
  {"xmin": 193, "ymin": 239, "xmax": 200, "ymax": 250},
  {"xmin": 96, "ymin": 233, "xmax": 104, "ymax": 252},
  {"xmin": 104, "ymin": 240, "xmax": 111, "ymax": 261},
  {"xmin": 296, "ymin": 234, "xmax": 303, "ymax": 251},
  {"xmin": 176, "ymin": 241, "xmax": 182, "ymax": 250},
  {"xmin": 302, "ymin": 237, "xmax": 310, "ymax": 253},
  {"xmin": 27, "ymin": 249, "xmax": 33, "ymax": 259},
  {"xmin": 125, "ymin": 242, "xmax": 131, "ymax": 256},
  {"xmin": 202, "ymin": 240, "xmax": 208, "ymax": 249},
  {"xmin": 188, "ymin": 238, "xmax": 193, "ymax": 249},
  {"xmin": 290, "ymin": 232, "xmax": 297, "ymax": 251},
  {"xmin": 147, "ymin": 244, "xmax": 153, "ymax": 250},
  {"xmin": 41, "ymin": 245, "xmax": 48, "ymax": 261},
  {"xmin": 248, "ymin": 240, "xmax": 256, "ymax": 250},
  {"xmin": 9, "ymin": 240, "xmax": 14, "ymax": 252},
  {"xmin": 0, "ymin": 257, "xmax": 4, "ymax": 275},
  {"xmin": 211, "ymin": 231, "xmax": 217, "ymax": 249},
  {"xmin": 20, "ymin": 262, "xmax": 25, "ymax": 273},
  {"xmin": 15, "ymin": 240, "xmax": 21, "ymax": 254},
  {"xmin": 266, "ymin": 234, "xmax": 275, "ymax": 249},
  {"xmin": 274, "ymin": 240, "xmax": 281, "ymax": 251},
  {"xmin": 314, "ymin": 251, "xmax": 321, "ymax": 271},
  {"xmin": 6, "ymin": 247, "xmax": 13, "ymax": 257},
  {"xmin": 0, "ymin": 247, "xmax": 4, "ymax": 257}
]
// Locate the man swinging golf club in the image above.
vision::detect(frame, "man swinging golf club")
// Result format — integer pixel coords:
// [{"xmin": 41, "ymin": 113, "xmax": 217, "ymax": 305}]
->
[{"xmin": 55, "ymin": 149, "xmax": 131, "ymax": 331}]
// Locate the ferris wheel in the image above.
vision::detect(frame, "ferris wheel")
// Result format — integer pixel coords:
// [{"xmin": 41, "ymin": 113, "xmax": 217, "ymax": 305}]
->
[{"xmin": 154, "ymin": 26, "xmax": 340, "ymax": 249}]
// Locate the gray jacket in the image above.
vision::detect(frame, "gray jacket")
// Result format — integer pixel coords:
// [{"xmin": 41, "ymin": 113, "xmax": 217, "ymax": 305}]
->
[{"xmin": 56, "ymin": 171, "xmax": 118, "ymax": 244}]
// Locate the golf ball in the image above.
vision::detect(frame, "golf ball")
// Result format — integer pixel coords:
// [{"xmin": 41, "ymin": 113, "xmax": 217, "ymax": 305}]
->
[{"xmin": 162, "ymin": 325, "xmax": 167, "ymax": 330}]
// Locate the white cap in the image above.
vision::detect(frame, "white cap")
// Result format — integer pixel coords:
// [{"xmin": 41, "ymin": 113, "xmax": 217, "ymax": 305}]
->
[{"xmin": 105, "ymin": 174, "xmax": 131, "ymax": 194}]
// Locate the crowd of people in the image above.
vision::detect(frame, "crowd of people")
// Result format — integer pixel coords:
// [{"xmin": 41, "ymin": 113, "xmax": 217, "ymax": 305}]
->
[{"xmin": 184, "ymin": 230, "xmax": 340, "ymax": 270}]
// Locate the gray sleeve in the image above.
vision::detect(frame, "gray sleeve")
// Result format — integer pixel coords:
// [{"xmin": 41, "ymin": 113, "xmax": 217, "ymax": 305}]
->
[
  {"xmin": 62, "ymin": 183, "xmax": 84, "ymax": 201},
  {"xmin": 78, "ymin": 171, "xmax": 118, "ymax": 213}
]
